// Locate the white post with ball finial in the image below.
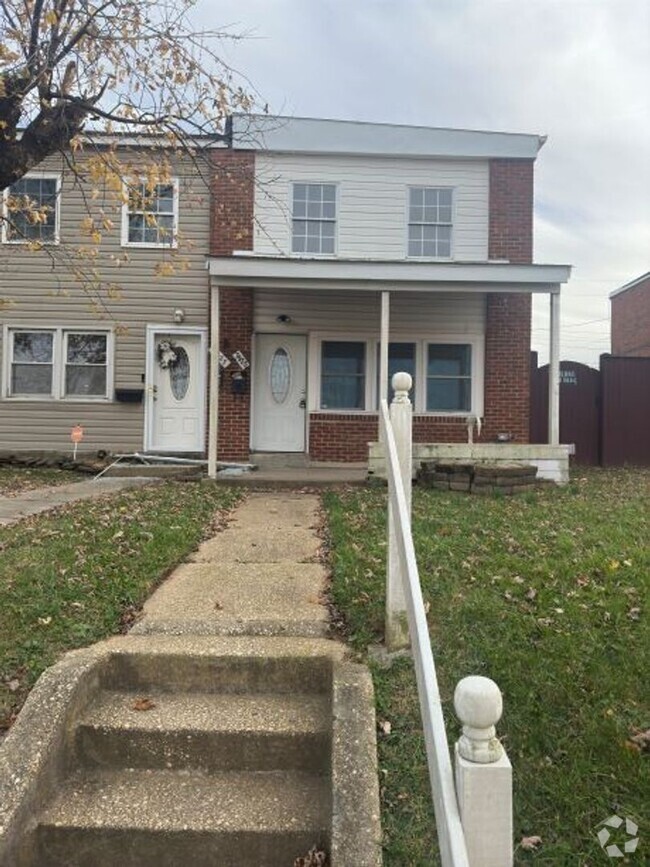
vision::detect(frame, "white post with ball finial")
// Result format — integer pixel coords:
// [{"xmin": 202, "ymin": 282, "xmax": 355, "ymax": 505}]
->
[
  {"xmin": 454, "ymin": 676, "xmax": 513, "ymax": 867},
  {"xmin": 385, "ymin": 371, "xmax": 413, "ymax": 652}
]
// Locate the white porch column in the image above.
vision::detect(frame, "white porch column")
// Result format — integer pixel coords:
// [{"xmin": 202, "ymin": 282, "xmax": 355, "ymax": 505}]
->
[
  {"xmin": 548, "ymin": 290, "xmax": 561, "ymax": 446},
  {"xmin": 380, "ymin": 291, "xmax": 390, "ymax": 405},
  {"xmin": 207, "ymin": 286, "xmax": 220, "ymax": 479}
]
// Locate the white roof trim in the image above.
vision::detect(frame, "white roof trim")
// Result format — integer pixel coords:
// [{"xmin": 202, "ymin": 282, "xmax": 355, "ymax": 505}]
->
[
  {"xmin": 230, "ymin": 114, "xmax": 545, "ymax": 160},
  {"xmin": 609, "ymin": 271, "xmax": 650, "ymax": 299},
  {"xmin": 208, "ymin": 256, "xmax": 571, "ymax": 294}
]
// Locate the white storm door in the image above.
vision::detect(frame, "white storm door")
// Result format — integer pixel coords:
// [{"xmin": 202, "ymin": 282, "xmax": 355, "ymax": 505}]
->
[
  {"xmin": 253, "ymin": 334, "xmax": 307, "ymax": 452},
  {"xmin": 148, "ymin": 331, "xmax": 205, "ymax": 452}
]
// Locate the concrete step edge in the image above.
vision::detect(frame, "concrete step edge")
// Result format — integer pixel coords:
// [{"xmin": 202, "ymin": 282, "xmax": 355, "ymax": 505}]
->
[
  {"xmin": 39, "ymin": 768, "xmax": 331, "ymax": 834},
  {"xmin": 78, "ymin": 690, "xmax": 331, "ymax": 734}
]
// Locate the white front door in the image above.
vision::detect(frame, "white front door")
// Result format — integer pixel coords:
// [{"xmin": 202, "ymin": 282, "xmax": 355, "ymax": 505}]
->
[
  {"xmin": 147, "ymin": 330, "xmax": 206, "ymax": 452},
  {"xmin": 253, "ymin": 334, "xmax": 307, "ymax": 452}
]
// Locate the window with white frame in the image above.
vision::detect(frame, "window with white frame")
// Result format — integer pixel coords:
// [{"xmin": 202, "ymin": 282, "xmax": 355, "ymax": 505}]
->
[
  {"xmin": 408, "ymin": 187, "xmax": 453, "ymax": 258},
  {"xmin": 292, "ymin": 183, "xmax": 336, "ymax": 254},
  {"xmin": 2, "ymin": 175, "xmax": 60, "ymax": 244},
  {"xmin": 317, "ymin": 338, "xmax": 478, "ymax": 414},
  {"xmin": 5, "ymin": 328, "xmax": 111, "ymax": 399},
  {"xmin": 426, "ymin": 343, "xmax": 471, "ymax": 412},
  {"xmin": 123, "ymin": 180, "xmax": 178, "ymax": 246},
  {"xmin": 320, "ymin": 341, "xmax": 365, "ymax": 409}
]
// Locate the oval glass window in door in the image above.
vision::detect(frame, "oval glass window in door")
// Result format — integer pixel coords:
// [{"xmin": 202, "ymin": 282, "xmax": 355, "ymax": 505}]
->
[
  {"xmin": 170, "ymin": 346, "xmax": 190, "ymax": 400},
  {"xmin": 269, "ymin": 347, "xmax": 292, "ymax": 404}
]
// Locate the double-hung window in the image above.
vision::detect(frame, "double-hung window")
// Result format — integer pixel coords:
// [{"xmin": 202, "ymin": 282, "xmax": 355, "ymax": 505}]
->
[
  {"xmin": 123, "ymin": 180, "xmax": 178, "ymax": 247},
  {"xmin": 2, "ymin": 174, "xmax": 60, "ymax": 244},
  {"xmin": 408, "ymin": 187, "xmax": 453, "ymax": 258},
  {"xmin": 5, "ymin": 328, "xmax": 111, "ymax": 399},
  {"xmin": 320, "ymin": 341, "xmax": 365, "ymax": 409},
  {"xmin": 292, "ymin": 183, "xmax": 336, "ymax": 254},
  {"xmin": 316, "ymin": 338, "xmax": 478, "ymax": 414},
  {"xmin": 426, "ymin": 344, "xmax": 472, "ymax": 412}
]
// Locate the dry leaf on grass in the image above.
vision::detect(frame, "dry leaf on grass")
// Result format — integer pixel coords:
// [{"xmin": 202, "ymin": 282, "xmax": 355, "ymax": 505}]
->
[
  {"xmin": 520, "ymin": 835, "xmax": 543, "ymax": 850},
  {"xmin": 378, "ymin": 720, "xmax": 392, "ymax": 736},
  {"xmin": 626, "ymin": 728, "xmax": 650, "ymax": 753},
  {"xmin": 519, "ymin": 837, "xmax": 542, "ymax": 851},
  {"xmin": 294, "ymin": 845, "xmax": 327, "ymax": 867},
  {"xmin": 132, "ymin": 697, "xmax": 156, "ymax": 712}
]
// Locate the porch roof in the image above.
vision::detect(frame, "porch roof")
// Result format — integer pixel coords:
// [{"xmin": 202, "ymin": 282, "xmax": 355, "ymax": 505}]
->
[{"xmin": 207, "ymin": 256, "xmax": 571, "ymax": 294}]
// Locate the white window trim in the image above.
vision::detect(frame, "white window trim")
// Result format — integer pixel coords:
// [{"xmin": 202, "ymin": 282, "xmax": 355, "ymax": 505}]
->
[
  {"xmin": 121, "ymin": 177, "xmax": 179, "ymax": 249},
  {"xmin": 1, "ymin": 172, "xmax": 62, "ymax": 246},
  {"xmin": 308, "ymin": 332, "xmax": 484, "ymax": 416},
  {"xmin": 289, "ymin": 180, "xmax": 339, "ymax": 258},
  {"xmin": 1, "ymin": 325, "xmax": 114, "ymax": 401},
  {"xmin": 405, "ymin": 185, "xmax": 455, "ymax": 261}
]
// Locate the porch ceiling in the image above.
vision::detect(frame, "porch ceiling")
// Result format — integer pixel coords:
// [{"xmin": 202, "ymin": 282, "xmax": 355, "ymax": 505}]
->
[{"xmin": 207, "ymin": 256, "xmax": 571, "ymax": 294}]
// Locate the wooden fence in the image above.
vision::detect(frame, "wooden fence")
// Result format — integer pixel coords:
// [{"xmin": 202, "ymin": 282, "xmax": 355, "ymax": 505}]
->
[{"xmin": 530, "ymin": 354, "xmax": 650, "ymax": 466}]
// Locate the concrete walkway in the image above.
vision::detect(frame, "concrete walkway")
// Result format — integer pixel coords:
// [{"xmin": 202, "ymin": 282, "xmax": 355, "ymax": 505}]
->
[
  {"xmin": 133, "ymin": 491, "xmax": 328, "ymax": 637},
  {"xmin": 0, "ymin": 477, "xmax": 154, "ymax": 526}
]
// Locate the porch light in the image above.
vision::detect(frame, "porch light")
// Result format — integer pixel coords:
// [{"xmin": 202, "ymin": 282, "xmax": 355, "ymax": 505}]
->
[
  {"xmin": 276, "ymin": 314, "xmax": 292, "ymax": 324},
  {"xmin": 173, "ymin": 308, "xmax": 186, "ymax": 323}
]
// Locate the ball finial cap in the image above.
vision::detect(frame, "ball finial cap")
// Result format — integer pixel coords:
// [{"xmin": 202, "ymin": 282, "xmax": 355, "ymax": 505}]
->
[
  {"xmin": 454, "ymin": 676, "xmax": 504, "ymax": 763},
  {"xmin": 454, "ymin": 676, "xmax": 503, "ymax": 728},
  {"xmin": 391, "ymin": 371, "xmax": 412, "ymax": 394}
]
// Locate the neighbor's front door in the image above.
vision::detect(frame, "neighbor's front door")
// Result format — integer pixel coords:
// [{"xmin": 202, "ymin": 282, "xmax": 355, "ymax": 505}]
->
[
  {"xmin": 253, "ymin": 334, "xmax": 307, "ymax": 452},
  {"xmin": 148, "ymin": 331, "xmax": 205, "ymax": 452}
]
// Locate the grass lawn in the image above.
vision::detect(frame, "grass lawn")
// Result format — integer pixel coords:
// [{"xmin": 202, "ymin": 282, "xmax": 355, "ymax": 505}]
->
[
  {"xmin": 324, "ymin": 468, "xmax": 649, "ymax": 866},
  {"xmin": 0, "ymin": 466, "xmax": 79, "ymax": 497},
  {"xmin": 0, "ymin": 480, "xmax": 241, "ymax": 732}
]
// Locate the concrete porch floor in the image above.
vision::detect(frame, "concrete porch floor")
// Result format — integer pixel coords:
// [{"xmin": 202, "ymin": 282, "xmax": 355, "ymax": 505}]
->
[{"xmin": 219, "ymin": 462, "xmax": 368, "ymax": 487}]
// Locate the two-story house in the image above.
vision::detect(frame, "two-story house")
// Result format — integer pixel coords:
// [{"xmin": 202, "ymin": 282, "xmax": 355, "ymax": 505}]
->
[
  {"xmin": 207, "ymin": 115, "xmax": 571, "ymax": 476},
  {"xmin": 0, "ymin": 116, "xmax": 571, "ymax": 479},
  {"xmin": 0, "ymin": 142, "xmax": 212, "ymax": 456}
]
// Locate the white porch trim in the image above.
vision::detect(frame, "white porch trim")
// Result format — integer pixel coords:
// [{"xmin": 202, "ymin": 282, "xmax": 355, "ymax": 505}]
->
[
  {"xmin": 208, "ymin": 256, "xmax": 570, "ymax": 294},
  {"xmin": 207, "ymin": 288, "xmax": 220, "ymax": 478},
  {"xmin": 548, "ymin": 292, "xmax": 561, "ymax": 446}
]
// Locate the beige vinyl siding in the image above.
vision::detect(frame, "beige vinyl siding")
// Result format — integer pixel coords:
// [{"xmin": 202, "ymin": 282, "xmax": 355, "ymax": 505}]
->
[
  {"xmin": 0, "ymin": 149, "xmax": 211, "ymax": 454},
  {"xmin": 253, "ymin": 289, "xmax": 486, "ymax": 336},
  {"xmin": 253, "ymin": 153, "xmax": 489, "ymax": 261}
]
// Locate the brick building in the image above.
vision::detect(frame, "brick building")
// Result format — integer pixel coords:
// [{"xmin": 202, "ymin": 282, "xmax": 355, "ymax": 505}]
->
[
  {"xmin": 610, "ymin": 272, "xmax": 650, "ymax": 357},
  {"xmin": 207, "ymin": 115, "xmax": 571, "ymax": 471},
  {"xmin": 0, "ymin": 115, "xmax": 572, "ymax": 476}
]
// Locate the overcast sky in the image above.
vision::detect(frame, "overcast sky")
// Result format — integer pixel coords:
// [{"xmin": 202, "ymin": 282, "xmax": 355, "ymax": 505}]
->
[{"xmin": 199, "ymin": 0, "xmax": 650, "ymax": 366}]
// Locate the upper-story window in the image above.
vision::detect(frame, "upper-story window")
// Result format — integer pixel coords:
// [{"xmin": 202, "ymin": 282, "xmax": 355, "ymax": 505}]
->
[
  {"xmin": 408, "ymin": 187, "xmax": 453, "ymax": 258},
  {"xmin": 122, "ymin": 180, "xmax": 178, "ymax": 247},
  {"xmin": 292, "ymin": 183, "xmax": 336, "ymax": 255},
  {"xmin": 2, "ymin": 174, "xmax": 61, "ymax": 244}
]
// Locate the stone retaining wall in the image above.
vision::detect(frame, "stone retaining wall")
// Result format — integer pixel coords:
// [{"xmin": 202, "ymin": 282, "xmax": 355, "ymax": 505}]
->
[{"xmin": 418, "ymin": 461, "xmax": 539, "ymax": 495}]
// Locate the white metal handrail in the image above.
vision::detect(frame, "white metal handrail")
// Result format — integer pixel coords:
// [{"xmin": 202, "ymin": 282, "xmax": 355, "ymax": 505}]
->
[{"xmin": 380, "ymin": 397, "xmax": 472, "ymax": 867}]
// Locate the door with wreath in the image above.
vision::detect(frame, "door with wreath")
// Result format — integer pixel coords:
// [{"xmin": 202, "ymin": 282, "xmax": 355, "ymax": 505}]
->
[{"xmin": 147, "ymin": 329, "xmax": 206, "ymax": 452}]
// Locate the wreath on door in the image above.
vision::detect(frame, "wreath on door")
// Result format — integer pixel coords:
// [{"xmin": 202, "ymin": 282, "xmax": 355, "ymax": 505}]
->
[{"xmin": 157, "ymin": 340, "xmax": 180, "ymax": 370}]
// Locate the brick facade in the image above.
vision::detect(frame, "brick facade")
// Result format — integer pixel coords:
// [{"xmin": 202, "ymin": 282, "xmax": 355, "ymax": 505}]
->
[
  {"xmin": 611, "ymin": 278, "xmax": 650, "ymax": 357},
  {"xmin": 217, "ymin": 287, "xmax": 253, "ymax": 461},
  {"xmin": 211, "ymin": 149, "xmax": 255, "ymax": 460},
  {"xmin": 488, "ymin": 159, "xmax": 534, "ymax": 264},
  {"xmin": 482, "ymin": 294, "xmax": 532, "ymax": 442},
  {"xmin": 211, "ymin": 151, "xmax": 537, "ymax": 461},
  {"xmin": 210, "ymin": 150, "xmax": 255, "ymax": 256},
  {"xmin": 482, "ymin": 158, "xmax": 535, "ymax": 443},
  {"xmin": 309, "ymin": 414, "xmax": 470, "ymax": 462}
]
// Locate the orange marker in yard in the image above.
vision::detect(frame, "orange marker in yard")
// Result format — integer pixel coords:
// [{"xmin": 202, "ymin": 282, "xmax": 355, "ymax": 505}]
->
[{"xmin": 71, "ymin": 425, "xmax": 84, "ymax": 461}]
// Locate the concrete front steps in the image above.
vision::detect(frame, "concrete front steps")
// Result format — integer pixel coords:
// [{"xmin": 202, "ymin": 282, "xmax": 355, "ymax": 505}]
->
[{"xmin": 0, "ymin": 635, "xmax": 381, "ymax": 867}]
